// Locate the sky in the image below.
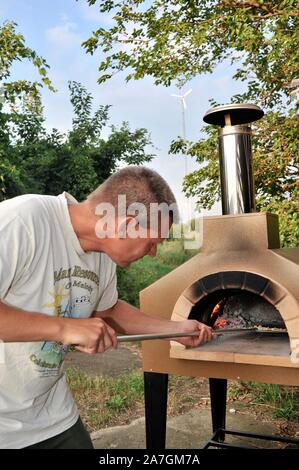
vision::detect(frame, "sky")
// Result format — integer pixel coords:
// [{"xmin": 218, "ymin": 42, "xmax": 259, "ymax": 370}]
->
[{"xmin": 0, "ymin": 0, "xmax": 248, "ymax": 220}]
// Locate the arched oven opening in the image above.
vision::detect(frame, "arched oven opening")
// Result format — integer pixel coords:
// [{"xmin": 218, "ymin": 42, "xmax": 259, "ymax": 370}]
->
[{"xmin": 170, "ymin": 271, "xmax": 294, "ymax": 364}]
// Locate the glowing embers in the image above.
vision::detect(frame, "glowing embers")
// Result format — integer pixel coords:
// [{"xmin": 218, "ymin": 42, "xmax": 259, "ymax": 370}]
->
[{"xmin": 207, "ymin": 292, "xmax": 285, "ymax": 331}]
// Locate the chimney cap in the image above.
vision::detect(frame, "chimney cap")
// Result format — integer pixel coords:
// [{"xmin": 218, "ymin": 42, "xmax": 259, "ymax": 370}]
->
[{"xmin": 203, "ymin": 103, "xmax": 264, "ymax": 127}]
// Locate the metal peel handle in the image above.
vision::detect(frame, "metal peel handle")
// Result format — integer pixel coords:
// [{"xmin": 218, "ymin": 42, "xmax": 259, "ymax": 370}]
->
[
  {"xmin": 116, "ymin": 328, "xmax": 258, "ymax": 343},
  {"xmin": 117, "ymin": 331, "xmax": 200, "ymax": 342}
]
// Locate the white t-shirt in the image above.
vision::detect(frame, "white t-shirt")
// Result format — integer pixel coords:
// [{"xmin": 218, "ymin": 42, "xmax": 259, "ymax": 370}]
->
[{"xmin": 0, "ymin": 192, "xmax": 118, "ymax": 448}]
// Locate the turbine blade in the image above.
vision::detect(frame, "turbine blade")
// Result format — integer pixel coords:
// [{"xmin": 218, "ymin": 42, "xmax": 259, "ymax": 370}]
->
[{"xmin": 183, "ymin": 89, "xmax": 192, "ymax": 97}]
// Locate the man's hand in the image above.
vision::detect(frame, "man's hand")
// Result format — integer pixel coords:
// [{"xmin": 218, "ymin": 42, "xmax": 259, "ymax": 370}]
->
[
  {"xmin": 173, "ymin": 320, "xmax": 212, "ymax": 347},
  {"xmin": 59, "ymin": 317, "xmax": 118, "ymax": 354}
]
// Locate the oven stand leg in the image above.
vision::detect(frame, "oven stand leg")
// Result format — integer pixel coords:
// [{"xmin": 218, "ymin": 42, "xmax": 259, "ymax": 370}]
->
[
  {"xmin": 209, "ymin": 378, "xmax": 227, "ymax": 442},
  {"xmin": 144, "ymin": 372, "xmax": 168, "ymax": 449}
]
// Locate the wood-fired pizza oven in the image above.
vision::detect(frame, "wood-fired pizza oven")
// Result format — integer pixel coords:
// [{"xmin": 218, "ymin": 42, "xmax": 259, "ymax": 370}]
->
[{"xmin": 140, "ymin": 104, "xmax": 299, "ymax": 449}]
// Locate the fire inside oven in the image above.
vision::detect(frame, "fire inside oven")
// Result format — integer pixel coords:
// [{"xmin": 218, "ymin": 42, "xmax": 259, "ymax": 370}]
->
[{"xmin": 189, "ymin": 290, "xmax": 284, "ymax": 331}]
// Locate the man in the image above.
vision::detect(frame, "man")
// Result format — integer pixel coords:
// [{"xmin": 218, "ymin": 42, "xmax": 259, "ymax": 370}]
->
[{"xmin": 0, "ymin": 166, "xmax": 212, "ymax": 449}]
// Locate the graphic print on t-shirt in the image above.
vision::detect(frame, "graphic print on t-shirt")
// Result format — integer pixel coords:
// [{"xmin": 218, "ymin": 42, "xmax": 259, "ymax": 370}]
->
[{"xmin": 29, "ymin": 265, "xmax": 100, "ymax": 376}]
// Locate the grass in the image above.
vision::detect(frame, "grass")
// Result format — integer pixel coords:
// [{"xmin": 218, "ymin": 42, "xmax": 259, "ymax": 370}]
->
[
  {"xmin": 228, "ymin": 381, "xmax": 299, "ymax": 421},
  {"xmin": 67, "ymin": 364, "xmax": 299, "ymax": 433},
  {"xmin": 66, "ymin": 366, "xmax": 207, "ymax": 432},
  {"xmin": 65, "ymin": 367, "xmax": 145, "ymax": 431}
]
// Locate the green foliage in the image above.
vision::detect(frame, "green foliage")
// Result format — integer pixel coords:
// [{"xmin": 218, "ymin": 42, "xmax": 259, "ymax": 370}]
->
[
  {"xmin": 262, "ymin": 198, "xmax": 299, "ymax": 248},
  {"xmin": 83, "ymin": 1, "xmax": 298, "ymax": 108},
  {"xmin": 68, "ymin": 80, "xmax": 110, "ymax": 147},
  {"xmin": 104, "ymin": 394, "xmax": 128, "ymax": 410},
  {"xmin": 117, "ymin": 240, "xmax": 196, "ymax": 307},
  {"xmin": 170, "ymin": 128, "xmax": 220, "ymax": 211},
  {"xmin": 246, "ymin": 382, "xmax": 299, "ymax": 421},
  {"xmin": 0, "ymin": 158, "xmax": 26, "ymax": 202},
  {"xmin": 66, "ymin": 367, "xmax": 144, "ymax": 404},
  {"xmin": 65, "ymin": 367, "xmax": 144, "ymax": 429},
  {"xmin": 0, "ymin": 81, "xmax": 154, "ymax": 201},
  {"xmin": 83, "ymin": 1, "xmax": 299, "ymax": 246},
  {"xmin": 0, "ymin": 20, "xmax": 55, "ymax": 197},
  {"xmin": 0, "ymin": 21, "xmax": 54, "ymax": 113},
  {"xmin": 45, "ymin": 147, "xmax": 99, "ymax": 202},
  {"xmin": 65, "ymin": 365, "xmax": 207, "ymax": 432},
  {"xmin": 117, "ymin": 256, "xmax": 171, "ymax": 306}
]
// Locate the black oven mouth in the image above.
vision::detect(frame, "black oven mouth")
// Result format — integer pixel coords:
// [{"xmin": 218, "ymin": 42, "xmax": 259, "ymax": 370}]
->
[{"xmin": 188, "ymin": 289, "xmax": 285, "ymax": 331}]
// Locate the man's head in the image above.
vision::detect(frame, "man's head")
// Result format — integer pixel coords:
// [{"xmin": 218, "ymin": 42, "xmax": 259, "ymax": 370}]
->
[{"xmin": 86, "ymin": 166, "xmax": 179, "ymax": 266}]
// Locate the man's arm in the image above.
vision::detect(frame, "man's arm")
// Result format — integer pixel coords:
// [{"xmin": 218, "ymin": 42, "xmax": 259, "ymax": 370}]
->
[
  {"xmin": 94, "ymin": 299, "xmax": 212, "ymax": 347},
  {"xmin": 0, "ymin": 301, "xmax": 117, "ymax": 353},
  {"xmin": 0, "ymin": 301, "xmax": 64, "ymax": 342}
]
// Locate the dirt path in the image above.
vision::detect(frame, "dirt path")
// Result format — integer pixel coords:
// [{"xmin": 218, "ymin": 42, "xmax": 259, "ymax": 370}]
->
[{"xmin": 64, "ymin": 345, "xmax": 142, "ymax": 377}]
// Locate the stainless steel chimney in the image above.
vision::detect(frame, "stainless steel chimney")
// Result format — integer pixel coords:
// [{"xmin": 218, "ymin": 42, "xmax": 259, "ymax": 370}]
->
[{"xmin": 203, "ymin": 103, "xmax": 264, "ymax": 215}]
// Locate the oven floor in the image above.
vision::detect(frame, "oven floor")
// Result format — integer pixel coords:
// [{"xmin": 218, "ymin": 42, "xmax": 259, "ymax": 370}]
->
[{"xmin": 170, "ymin": 332, "xmax": 298, "ymax": 367}]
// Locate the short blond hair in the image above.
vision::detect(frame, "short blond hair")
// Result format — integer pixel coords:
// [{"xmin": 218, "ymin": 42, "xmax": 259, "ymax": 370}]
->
[{"xmin": 87, "ymin": 166, "xmax": 178, "ymax": 225}]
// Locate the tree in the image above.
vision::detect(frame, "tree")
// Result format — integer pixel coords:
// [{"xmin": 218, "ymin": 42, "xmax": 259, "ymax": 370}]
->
[
  {"xmin": 83, "ymin": 0, "xmax": 298, "ymax": 108},
  {"xmin": 43, "ymin": 81, "xmax": 154, "ymax": 200},
  {"xmin": 0, "ymin": 21, "xmax": 54, "ymax": 111},
  {"xmin": 0, "ymin": 20, "xmax": 54, "ymax": 200},
  {"xmin": 1, "ymin": 80, "xmax": 155, "ymax": 201},
  {"xmin": 83, "ymin": 1, "xmax": 299, "ymax": 246}
]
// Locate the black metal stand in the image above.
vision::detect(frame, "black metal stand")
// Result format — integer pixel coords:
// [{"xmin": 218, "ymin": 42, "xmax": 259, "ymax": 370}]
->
[
  {"xmin": 209, "ymin": 378, "xmax": 227, "ymax": 442},
  {"xmin": 144, "ymin": 373, "xmax": 299, "ymax": 450},
  {"xmin": 206, "ymin": 377, "xmax": 299, "ymax": 449},
  {"xmin": 144, "ymin": 372, "xmax": 168, "ymax": 449},
  {"xmin": 202, "ymin": 428, "xmax": 299, "ymax": 449}
]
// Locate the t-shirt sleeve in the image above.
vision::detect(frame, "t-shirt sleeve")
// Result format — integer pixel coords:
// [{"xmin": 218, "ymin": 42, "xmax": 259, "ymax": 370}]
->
[
  {"xmin": 0, "ymin": 216, "xmax": 33, "ymax": 299},
  {"xmin": 95, "ymin": 257, "xmax": 118, "ymax": 311}
]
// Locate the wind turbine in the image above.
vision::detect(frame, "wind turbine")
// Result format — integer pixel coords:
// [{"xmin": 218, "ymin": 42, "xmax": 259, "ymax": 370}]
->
[{"xmin": 171, "ymin": 88, "xmax": 192, "ymax": 176}]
